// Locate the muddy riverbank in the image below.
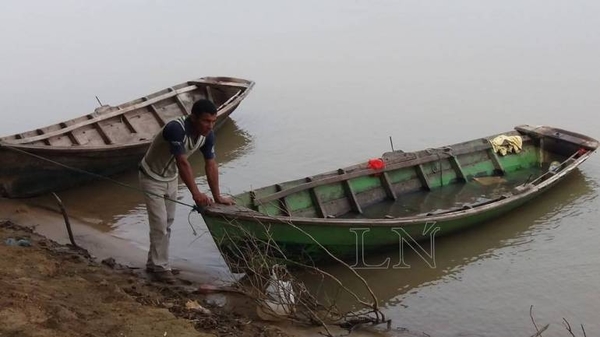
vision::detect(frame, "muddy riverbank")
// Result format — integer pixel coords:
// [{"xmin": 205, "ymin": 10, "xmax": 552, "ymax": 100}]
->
[{"xmin": 0, "ymin": 218, "xmax": 296, "ymax": 337}]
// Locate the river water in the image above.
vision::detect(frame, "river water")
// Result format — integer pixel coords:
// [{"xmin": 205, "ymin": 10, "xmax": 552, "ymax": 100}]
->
[{"xmin": 2, "ymin": 1, "xmax": 600, "ymax": 336}]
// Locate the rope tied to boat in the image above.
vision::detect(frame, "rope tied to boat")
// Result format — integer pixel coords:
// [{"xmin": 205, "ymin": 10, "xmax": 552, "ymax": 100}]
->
[{"xmin": 0, "ymin": 142, "xmax": 210, "ymax": 235}]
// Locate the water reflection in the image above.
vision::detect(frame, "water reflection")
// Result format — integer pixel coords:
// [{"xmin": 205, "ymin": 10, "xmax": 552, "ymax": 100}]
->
[
  {"xmin": 293, "ymin": 169, "xmax": 594, "ymax": 311},
  {"xmin": 27, "ymin": 118, "xmax": 252, "ymax": 230}
]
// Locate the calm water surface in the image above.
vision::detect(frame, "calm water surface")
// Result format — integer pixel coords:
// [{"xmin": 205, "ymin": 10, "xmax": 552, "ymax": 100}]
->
[{"xmin": 2, "ymin": 1, "xmax": 600, "ymax": 336}]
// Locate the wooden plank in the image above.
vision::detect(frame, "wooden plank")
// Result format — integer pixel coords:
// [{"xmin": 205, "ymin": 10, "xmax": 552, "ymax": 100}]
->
[
  {"xmin": 36, "ymin": 129, "xmax": 51, "ymax": 145},
  {"xmin": 121, "ymin": 114, "xmax": 139, "ymax": 134},
  {"xmin": 94, "ymin": 124, "xmax": 113, "ymax": 145},
  {"xmin": 487, "ymin": 149, "xmax": 505, "ymax": 175},
  {"xmin": 380, "ymin": 172, "xmax": 397, "ymax": 200},
  {"xmin": 143, "ymin": 97, "xmax": 166, "ymax": 127},
  {"xmin": 87, "ymin": 115, "xmax": 113, "ymax": 145},
  {"xmin": 68, "ymin": 132, "xmax": 80, "ymax": 145},
  {"xmin": 188, "ymin": 79, "xmax": 249, "ymax": 90},
  {"xmin": 174, "ymin": 95, "xmax": 189, "ymax": 116},
  {"xmin": 415, "ymin": 164, "xmax": 431, "ymax": 190},
  {"xmin": 10, "ymin": 85, "xmax": 199, "ymax": 145},
  {"xmin": 149, "ymin": 104, "xmax": 166, "ymax": 126},
  {"xmin": 306, "ymin": 177, "xmax": 326, "ymax": 218},
  {"xmin": 60, "ymin": 122, "xmax": 80, "ymax": 145},
  {"xmin": 516, "ymin": 125, "xmax": 599, "ymax": 150},
  {"xmin": 275, "ymin": 184, "xmax": 290, "ymax": 216},
  {"xmin": 448, "ymin": 155, "xmax": 467, "ymax": 182},
  {"xmin": 255, "ymin": 141, "xmax": 496, "ymax": 205},
  {"xmin": 217, "ymin": 89, "xmax": 242, "ymax": 110},
  {"xmin": 339, "ymin": 169, "xmax": 362, "ymax": 214}
]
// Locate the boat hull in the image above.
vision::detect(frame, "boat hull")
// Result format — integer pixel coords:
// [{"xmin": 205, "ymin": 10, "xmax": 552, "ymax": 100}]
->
[
  {"xmin": 204, "ymin": 179, "xmax": 547, "ymax": 264},
  {"xmin": 202, "ymin": 125, "xmax": 598, "ymax": 266},
  {"xmin": 0, "ymin": 144, "xmax": 146, "ymax": 198}
]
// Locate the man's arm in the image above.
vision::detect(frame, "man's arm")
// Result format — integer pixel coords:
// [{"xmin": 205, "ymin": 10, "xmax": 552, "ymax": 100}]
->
[
  {"xmin": 162, "ymin": 120, "xmax": 212, "ymax": 207},
  {"xmin": 176, "ymin": 155, "xmax": 212, "ymax": 206},
  {"xmin": 205, "ymin": 158, "xmax": 234, "ymax": 205}
]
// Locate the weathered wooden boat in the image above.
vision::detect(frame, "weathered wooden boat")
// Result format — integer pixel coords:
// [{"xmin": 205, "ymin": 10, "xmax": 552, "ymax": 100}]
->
[
  {"xmin": 202, "ymin": 125, "xmax": 598, "ymax": 265},
  {"xmin": 0, "ymin": 76, "xmax": 254, "ymax": 198}
]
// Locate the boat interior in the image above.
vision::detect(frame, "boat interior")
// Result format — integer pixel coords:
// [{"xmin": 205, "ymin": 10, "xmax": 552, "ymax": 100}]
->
[
  {"xmin": 239, "ymin": 128, "xmax": 592, "ymax": 220},
  {"xmin": 0, "ymin": 78, "xmax": 248, "ymax": 147}
]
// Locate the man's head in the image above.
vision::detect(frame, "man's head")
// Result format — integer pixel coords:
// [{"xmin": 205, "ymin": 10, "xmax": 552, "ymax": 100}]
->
[{"xmin": 190, "ymin": 99, "xmax": 217, "ymax": 136}]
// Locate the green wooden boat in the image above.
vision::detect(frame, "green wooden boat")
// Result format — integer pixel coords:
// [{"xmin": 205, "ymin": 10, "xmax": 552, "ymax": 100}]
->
[{"xmin": 202, "ymin": 125, "xmax": 598, "ymax": 265}]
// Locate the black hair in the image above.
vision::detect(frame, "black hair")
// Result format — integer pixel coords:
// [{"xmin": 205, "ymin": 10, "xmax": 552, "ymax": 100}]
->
[{"xmin": 191, "ymin": 99, "xmax": 217, "ymax": 116}]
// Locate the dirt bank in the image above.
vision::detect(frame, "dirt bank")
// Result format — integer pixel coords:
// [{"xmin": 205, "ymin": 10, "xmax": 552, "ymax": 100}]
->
[{"xmin": 0, "ymin": 220, "xmax": 293, "ymax": 337}]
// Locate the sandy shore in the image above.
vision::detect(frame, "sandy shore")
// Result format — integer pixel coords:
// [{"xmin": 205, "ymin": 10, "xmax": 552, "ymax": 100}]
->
[
  {"xmin": 0, "ymin": 197, "xmax": 298, "ymax": 336},
  {"xmin": 0, "ymin": 198, "xmax": 405, "ymax": 337}
]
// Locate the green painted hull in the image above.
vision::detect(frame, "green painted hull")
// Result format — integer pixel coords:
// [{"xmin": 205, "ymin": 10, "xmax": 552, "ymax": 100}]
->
[
  {"xmin": 205, "ymin": 186, "xmax": 539, "ymax": 263},
  {"xmin": 203, "ymin": 125, "xmax": 598, "ymax": 264}
]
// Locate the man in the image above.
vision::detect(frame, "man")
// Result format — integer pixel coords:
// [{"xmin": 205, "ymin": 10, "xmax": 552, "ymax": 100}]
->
[{"xmin": 139, "ymin": 99, "xmax": 234, "ymax": 283}]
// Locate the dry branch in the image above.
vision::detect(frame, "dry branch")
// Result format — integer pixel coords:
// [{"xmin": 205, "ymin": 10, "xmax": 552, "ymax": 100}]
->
[{"xmin": 213, "ymin": 215, "xmax": 391, "ymax": 336}]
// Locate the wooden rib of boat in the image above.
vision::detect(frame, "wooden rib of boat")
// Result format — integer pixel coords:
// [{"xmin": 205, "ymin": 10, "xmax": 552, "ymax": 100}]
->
[
  {"xmin": 0, "ymin": 76, "xmax": 254, "ymax": 198},
  {"xmin": 202, "ymin": 125, "xmax": 598, "ymax": 265}
]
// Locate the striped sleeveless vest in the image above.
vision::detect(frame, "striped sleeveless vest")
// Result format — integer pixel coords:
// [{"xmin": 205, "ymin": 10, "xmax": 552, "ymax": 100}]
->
[{"xmin": 140, "ymin": 117, "xmax": 206, "ymax": 182}]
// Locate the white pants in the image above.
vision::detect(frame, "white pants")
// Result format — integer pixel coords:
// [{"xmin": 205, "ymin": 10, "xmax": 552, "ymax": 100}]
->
[{"xmin": 139, "ymin": 172, "xmax": 178, "ymax": 272}]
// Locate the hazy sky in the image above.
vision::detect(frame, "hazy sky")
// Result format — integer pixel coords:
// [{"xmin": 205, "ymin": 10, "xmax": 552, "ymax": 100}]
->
[{"xmin": 1, "ymin": 0, "xmax": 600, "ymax": 137}]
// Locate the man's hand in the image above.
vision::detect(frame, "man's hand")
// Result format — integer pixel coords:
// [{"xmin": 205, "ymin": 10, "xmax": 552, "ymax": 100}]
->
[
  {"xmin": 193, "ymin": 192, "xmax": 213, "ymax": 207},
  {"xmin": 215, "ymin": 195, "xmax": 235, "ymax": 205}
]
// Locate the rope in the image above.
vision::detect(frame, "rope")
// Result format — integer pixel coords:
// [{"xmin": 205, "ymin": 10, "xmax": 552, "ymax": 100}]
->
[
  {"xmin": 1, "ymin": 142, "xmax": 206, "ymax": 233},
  {"xmin": 2, "ymin": 143, "xmax": 195, "ymax": 207}
]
